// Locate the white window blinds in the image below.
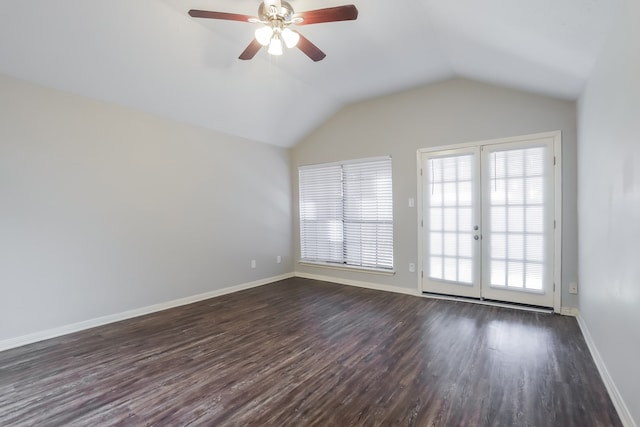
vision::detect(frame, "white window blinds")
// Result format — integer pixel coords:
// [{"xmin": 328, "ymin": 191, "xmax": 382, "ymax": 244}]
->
[
  {"xmin": 427, "ymin": 154, "xmax": 475, "ymax": 283},
  {"xmin": 488, "ymin": 146, "xmax": 549, "ymax": 291},
  {"xmin": 298, "ymin": 164, "xmax": 344, "ymax": 264},
  {"xmin": 299, "ymin": 157, "xmax": 393, "ymax": 270}
]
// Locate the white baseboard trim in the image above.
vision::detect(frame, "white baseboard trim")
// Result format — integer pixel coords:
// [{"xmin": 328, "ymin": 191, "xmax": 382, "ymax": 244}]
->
[
  {"xmin": 294, "ymin": 271, "xmax": 419, "ymax": 296},
  {"xmin": 576, "ymin": 311, "xmax": 636, "ymax": 427},
  {"xmin": 0, "ymin": 273, "xmax": 294, "ymax": 353},
  {"xmin": 560, "ymin": 306, "xmax": 579, "ymax": 316}
]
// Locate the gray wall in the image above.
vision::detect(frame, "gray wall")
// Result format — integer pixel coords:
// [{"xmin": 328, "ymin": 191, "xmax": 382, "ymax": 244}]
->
[
  {"xmin": 577, "ymin": 0, "xmax": 640, "ymax": 423},
  {"xmin": 0, "ymin": 75, "xmax": 292, "ymax": 342},
  {"xmin": 292, "ymin": 78, "xmax": 578, "ymax": 307}
]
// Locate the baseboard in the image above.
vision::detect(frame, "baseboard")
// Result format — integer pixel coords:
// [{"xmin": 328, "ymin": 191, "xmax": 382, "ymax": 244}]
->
[
  {"xmin": 560, "ymin": 306, "xmax": 579, "ymax": 316},
  {"xmin": 0, "ymin": 273, "xmax": 294, "ymax": 353},
  {"xmin": 576, "ymin": 311, "xmax": 636, "ymax": 427},
  {"xmin": 294, "ymin": 271, "xmax": 419, "ymax": 296}
]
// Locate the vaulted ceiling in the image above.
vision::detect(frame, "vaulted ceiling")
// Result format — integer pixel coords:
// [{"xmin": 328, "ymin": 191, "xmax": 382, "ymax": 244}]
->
[{"xmin": 0, "ymin": 0, "xmax": 615, "ymax": 147}]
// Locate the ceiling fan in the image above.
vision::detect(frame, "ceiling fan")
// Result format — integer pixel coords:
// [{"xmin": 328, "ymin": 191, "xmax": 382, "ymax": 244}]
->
[{"xmin": 188, "ymin": 0, "xmax": 358, "ymax": 62}]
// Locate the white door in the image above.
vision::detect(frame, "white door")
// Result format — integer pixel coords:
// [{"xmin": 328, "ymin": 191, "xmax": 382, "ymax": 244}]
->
[
  {"xmin": 480, "ymin": 139, "xmax": 555, "ymax": 307},
  {"xmin": 421, "ymin": 134, "xmax": 558, "ymax": 308},
  {"xmin": 421, "ymin": 147, "xmax": 482, "ymax": 298}
]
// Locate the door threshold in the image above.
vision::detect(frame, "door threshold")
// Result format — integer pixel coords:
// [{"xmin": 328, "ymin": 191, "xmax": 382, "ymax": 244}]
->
[{"xmin": 421, "ymin": 292, "xmax": 554, "ymax": 314}]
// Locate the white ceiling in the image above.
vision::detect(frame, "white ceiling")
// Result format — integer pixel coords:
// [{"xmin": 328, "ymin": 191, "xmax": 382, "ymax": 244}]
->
[{"xmin": 0, "ymin": 0, "xmax": 615, "ymax": 147}]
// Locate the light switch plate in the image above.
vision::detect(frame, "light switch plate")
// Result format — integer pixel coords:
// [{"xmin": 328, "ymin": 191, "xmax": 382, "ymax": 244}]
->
[{"xmin": 569, "ymin": 281, "xmax": 578, "ymax": 294}]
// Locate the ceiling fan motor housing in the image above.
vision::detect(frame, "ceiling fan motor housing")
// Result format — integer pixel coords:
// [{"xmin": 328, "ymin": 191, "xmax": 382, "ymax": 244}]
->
[{"xmin": 258, "ymin": 1, "xmax": 296, "ymax": 22}]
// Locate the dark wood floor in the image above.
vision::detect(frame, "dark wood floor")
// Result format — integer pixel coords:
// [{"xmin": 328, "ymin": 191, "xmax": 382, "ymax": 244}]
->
[{"xmin": 0, "ymin": 278, "xmax": 621, "ymax": 426}]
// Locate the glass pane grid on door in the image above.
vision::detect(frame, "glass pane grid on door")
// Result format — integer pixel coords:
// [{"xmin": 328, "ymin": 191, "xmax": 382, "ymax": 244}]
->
[
  {"xmin": 428, "ymin": 155, "xmax": 474, "ymax": 284},
  {"xmin": 489, "ymin": 147, "xmax": 546, "ymax": 292}
]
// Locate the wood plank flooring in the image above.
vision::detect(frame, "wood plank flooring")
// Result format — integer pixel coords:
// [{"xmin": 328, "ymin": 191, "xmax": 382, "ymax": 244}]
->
[{"xmin": 0, "ymin": 278, "xmax": 621, "ymax": 426}]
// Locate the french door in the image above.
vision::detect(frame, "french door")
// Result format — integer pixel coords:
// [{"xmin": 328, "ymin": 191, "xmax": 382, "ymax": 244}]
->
[{"xmin": 420, "ymin": 133, "xmax": 559, "ymax": 308}]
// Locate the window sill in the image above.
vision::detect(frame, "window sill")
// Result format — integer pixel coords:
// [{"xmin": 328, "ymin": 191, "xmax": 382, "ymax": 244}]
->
[{"xmin": 297, "ymin": 260, "xmax": 396, "ymax": 276}]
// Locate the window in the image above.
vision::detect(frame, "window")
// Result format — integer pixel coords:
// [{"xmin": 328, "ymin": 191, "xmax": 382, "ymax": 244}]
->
[{"xmin": 299, "ymin": 157, "xmax": 393, "ymax": 271}]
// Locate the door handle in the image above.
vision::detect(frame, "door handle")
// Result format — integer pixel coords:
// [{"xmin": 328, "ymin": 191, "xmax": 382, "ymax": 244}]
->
[{"xmin": 474, "ymin": 235, "xmax": 480, "ymax": 240}]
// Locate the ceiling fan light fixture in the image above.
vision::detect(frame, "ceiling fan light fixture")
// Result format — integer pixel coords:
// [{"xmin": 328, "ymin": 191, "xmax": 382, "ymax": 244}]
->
[
  {"xmin": 281, "ymin": 28, "xmax": 300, "ymax": 48},
  {"xmin": 188, "ymin": 2, "xmax": 358, "ymax": 61},
  {"xmin": 268, "ymin": 35, "xmax": 283, "ymax": 55},
  {"xmin": 255, "ymin": 25, "xmax": 273, "ymax": 46}
]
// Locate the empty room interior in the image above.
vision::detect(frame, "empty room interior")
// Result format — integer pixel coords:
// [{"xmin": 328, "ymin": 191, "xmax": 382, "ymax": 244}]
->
[{"xmin": 1, "ymin": 0, "xmax": 638, "ymax": 425}]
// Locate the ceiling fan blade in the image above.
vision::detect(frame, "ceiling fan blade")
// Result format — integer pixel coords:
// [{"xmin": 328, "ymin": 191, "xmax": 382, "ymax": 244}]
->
[
  {"xmin": 239, "ymin": 39, "xmax": 263, "ymax": 60},
  {"xmin": 295, "ymin": 32, "xmax": 326, "ymax": 62},
  {"xmin": 296, "ymin": 5, "xmax": 358, "ymax": 25},
  {"xmin": 188, "ymin": 9, "xmax": 254, "ymax": 22}
]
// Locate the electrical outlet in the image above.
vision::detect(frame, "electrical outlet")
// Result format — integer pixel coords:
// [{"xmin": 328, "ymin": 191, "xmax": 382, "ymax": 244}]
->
[
  {"xmin": 409, "ymin": 263, "xmax": 416, "ymax": 273},
  {"xmin": 569, "ymin": 281, "xmax": 578, "ymax": 294},
  {"xmin": 408, "ymin": 198, "xmax": 415, "ymax": 208},
  {"xmin": 251, "ymin": 259, "xmax": 256, "ymax": 269},
  {"xmin": 276, "ymin": 255, "xmax": 282, "ymax": 264}
]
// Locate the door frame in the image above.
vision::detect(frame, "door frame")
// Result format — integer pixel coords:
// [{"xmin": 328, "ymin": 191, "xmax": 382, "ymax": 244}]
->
[{"xmin": 416, "ymin": 131, "xmax": 562, "ymax": 313}]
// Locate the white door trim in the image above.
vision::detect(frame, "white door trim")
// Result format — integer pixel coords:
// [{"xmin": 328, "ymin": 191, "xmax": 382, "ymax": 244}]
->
[{"xmin": 416, "ymin": 131, "xmax": 562, "ymax": 313}]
